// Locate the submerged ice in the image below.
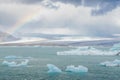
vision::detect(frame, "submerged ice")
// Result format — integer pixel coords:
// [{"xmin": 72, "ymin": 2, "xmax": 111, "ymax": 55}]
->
[
  {"xmin": 100, "ymin": 59, "xmax": 120, "ymax": 67},
  {"xmin": 57, "ymin": 43, "xmax": 120, "ymax": 55},
  {"xmin": 47, "ymin": 64, "xmax": 62, "ymax": 73},
  {"xmin": 2, "ymin": 59, "xmax": 29, "ymax": 67},
  {"xmin": 65, "ymin": 65, "xmax": 88, "ymax": 73}
]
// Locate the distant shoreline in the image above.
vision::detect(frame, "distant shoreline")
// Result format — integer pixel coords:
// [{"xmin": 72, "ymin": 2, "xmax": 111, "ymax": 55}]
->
[{"xmin": 0, "ymin": 39, "xmax": 119, "ymax": 47}]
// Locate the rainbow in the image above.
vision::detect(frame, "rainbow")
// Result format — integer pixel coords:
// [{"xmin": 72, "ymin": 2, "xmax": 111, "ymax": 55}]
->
[
  {"xmin": 7, "ymin": 7, "xmax": 42, "ymax": 34},
  {"xmin": 1, "ymin": 7, "xmax": 42, "ymax": 41}
]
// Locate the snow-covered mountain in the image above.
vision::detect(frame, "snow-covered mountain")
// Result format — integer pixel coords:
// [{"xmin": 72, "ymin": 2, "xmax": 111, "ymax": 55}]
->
[{"xmin": 0, "ymin": 31, "xmax": 20, "ymax": 42}]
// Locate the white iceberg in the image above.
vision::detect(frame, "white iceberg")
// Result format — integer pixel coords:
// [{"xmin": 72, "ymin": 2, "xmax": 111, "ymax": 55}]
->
[
  {"xmin": 2, "ymin": 61, "xmax": 16, "ymax": 66},
  {"xmin": 65, "ymin": 65, "xmax": 88, "ymax": 73},
  {"xmin": 100, "ymin": 61, "xmax": 117, "ymax": 67},
  {"xmin": 109, "ymin": 43, "xmax": 120, "ymax": 55},
  {"xmin": 112, "ymin": 59, "xmax": 120, "ymax": 64},
  {"xmin": 100, "ymin": 59, "xmax": 120, "ymax": 67},
  {"xmin": 100, "ymin": 61, "xmax": 110, "ymax": 66},
  {"xmin": 110, "ymin": 43, "xmax": 120, "ymax": 51},
  {"xmin": 47, "ymin": 64, "xmax": 62, "ymax": 73},
  {"xmin": 57, "ymin": 46, "xmax": 119, "ymax": 56},
  {"xmin": 2, "ymin": 59, "xmax": 29, "ymax": 67}
]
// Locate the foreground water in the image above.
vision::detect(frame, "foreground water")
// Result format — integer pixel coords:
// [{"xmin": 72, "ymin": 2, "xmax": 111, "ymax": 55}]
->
[{"xmin": 0, "ymin": 46, "xmax": 120, "ymax": 80}]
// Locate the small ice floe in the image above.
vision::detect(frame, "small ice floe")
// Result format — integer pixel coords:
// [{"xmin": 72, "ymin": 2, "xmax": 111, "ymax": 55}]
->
[
  {"xmin": 2, "ymin": 61, "xmax": 16, "ymax": 66},
  {"xmin": 16, "ymin": 59, "xmax": 29, "ymax": 67},
  {"xmin": 113, "ymin": 59, "xmax": 120, "ymax": 64},
  {"xmin": 4, "ymin": 56, "xmax": 22, "ymax": 59},
  {"xmin": 110, "ymin": 43, "xmax": 120, "ymax": 51},
  {"xmin": 2, "ymin": 59, "xmax": 29, "ymax": 67},
  {"xmin": 47, "ymin": 64, "xmax": 62, "ymax": 73},
  {"xmin": 65, "ymin": 65, "xmax": 88, "ymax": 73},
  {"xmin": 100, "ymin": 59, "xmax": 120, "ymax": 67},
  {"xmin": 4, "ymin": 55, "xmax": 33, "ymax": 60}
]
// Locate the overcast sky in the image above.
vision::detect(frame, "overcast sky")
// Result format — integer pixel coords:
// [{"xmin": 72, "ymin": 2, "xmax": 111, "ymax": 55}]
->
[{"xmin": 0, "ymin": 0, "xmax": 120, "ymax": 37}]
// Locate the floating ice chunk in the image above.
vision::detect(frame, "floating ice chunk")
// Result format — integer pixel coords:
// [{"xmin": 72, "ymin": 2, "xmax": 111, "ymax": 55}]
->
[
  {"xmin": 100, "ymin": 59, "xmax": 120, "ymax": 67},
  {"xmin": 18, "ymin": 59, "xmax": 29, "ymax": 67},
  {"xmin": 110, "ymin": 43, "xmax": 120, "ymax": 51},
  {"xmin": 100, "ymin": 61, "xmax": 118, "ymax": 67},
  {"xmin": 4, "ymin": 56, "xmax": 33, "ymax": 60},
  {"xmin": 2, "ymin": 61, "xmax": 16, "ymax": 66},
  {"xmin": 112, "ymin": 59, "xmax": 120, "ymax": 65},
  {"xmin": 47, "ymin": 64, "xmax": 62, "ymax": 73},
  {"xmin": 4, "ymin": 56, "xmax": 21, "ymax": 59},
  {"xmin": 2, "ymin": 59, "xmax": 29, "ymax": 67},
  {"xmin": 105, "ymin": 63, "xmax": 118, "ymax": 67},
  {"xmin": 100, "ymin": 61, "xmax": 111, "ymax": 66},
  {"xmin": 57, "ymin": 46, "xmax": 119, "ymax": 56},
  {"xmin": 65, "ymin": 65, "xmax": 88, "ymax": 73}
]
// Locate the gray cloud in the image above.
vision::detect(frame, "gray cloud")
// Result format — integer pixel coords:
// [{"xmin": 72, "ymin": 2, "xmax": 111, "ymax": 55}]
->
[
  {"xmin": 0, "ymin": 0, "xmax": 120, "ymax": 15},
  {"xmin": 25, "ymin": 0, "xmax": 120, "ymax": 15},
  {"xmin": 91, "ymin": 0, "xmax": 120, "ymax": 16},
  {"xmin": 0, "ymin": 11, "xmax": 17, "ymax": 27},
  {"xmin": 0, "ymin": 0, "xmax": 42, "ymax": 4},
  {"xmin": 52, "ymin": 0, "xmax": 120, "ymax": 15},
  {"xmin": 0, "ymin": 0, "xmax": 120, "ymax": 37}
]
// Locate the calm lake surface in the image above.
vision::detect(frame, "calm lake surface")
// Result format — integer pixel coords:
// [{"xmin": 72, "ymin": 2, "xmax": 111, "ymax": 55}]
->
[{"xmin": 0, "ymin": 46, "xmax": 120, "ymax": 80}]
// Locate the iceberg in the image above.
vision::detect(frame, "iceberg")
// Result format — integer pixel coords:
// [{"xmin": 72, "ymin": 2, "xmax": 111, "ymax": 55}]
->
[
  {"xmin": 2, "ymin": 59, "xmax": 29, "ymax": 67},
  {"xmin": 2, "ymin": 61, "xmax": 16, "ymax": 66},
  {"xmin": 109, "ymin": 43, "xmax": 120, "ymax": 55},
  {"xmin": 100, "ymin": 61, "xmax": 110, "ymax": 66},
  {"xmin": 100, "ymin": 59, "xmax": 120, "ymax": 67},
  {"xmin": 65, "ymin": 65, "xmax": 88, "ymax": 73},
  {"xmin": 57, "ymin": 46, "xmax": 119, "ymax": 56},
  {"xmin": 100, "ymin": 61, "xmax": 117, "ymax": 67},
  {"xmin": 110, "ymin": 43, "xmax": 120, "ymax": 51},
  {"xmin": 47, "ymin": 64, "xmax": 62, "ymax": 73},
  {"xmin": 112, "ymin": 59, "xmax": 120, "ymax": 64},
  {"xmin": 17, "ymin": 59, "xmax": 28, "ymax": 67}
]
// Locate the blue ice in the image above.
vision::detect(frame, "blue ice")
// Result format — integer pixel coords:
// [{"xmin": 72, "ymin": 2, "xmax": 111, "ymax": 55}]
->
[{"xmin": 47, "ymin": 64, "xmax": 62, "ymax": 73}]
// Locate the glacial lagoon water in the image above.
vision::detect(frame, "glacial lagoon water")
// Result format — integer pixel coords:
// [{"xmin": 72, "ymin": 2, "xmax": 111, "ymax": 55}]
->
[{"xmin": 0, "ymin": 46, "xmax": 120, "ymax": 80}]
